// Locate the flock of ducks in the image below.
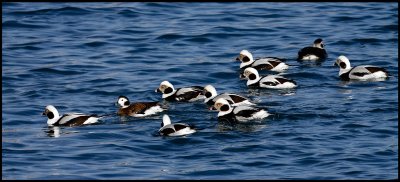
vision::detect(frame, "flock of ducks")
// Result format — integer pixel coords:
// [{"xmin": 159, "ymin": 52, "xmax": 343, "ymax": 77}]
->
[{"xmin": 42, "ymin": 38, "xmax": 390, "ymax": 137}]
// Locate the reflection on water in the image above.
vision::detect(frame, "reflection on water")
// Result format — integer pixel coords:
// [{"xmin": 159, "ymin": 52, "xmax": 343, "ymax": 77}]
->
[
  {"xmin": 45, "ymin": 126, "xmax": 61, "ymax": 138},
  {"xmin": 247, "ymin": 87, "xmax": 297, "ymax": 97},
  {"xmin": 297, "ymin": 59, "xmax": 325, "ymax": 67},
  {"xmin": 216, "ymin": 121, "xmax": 268, "ymax": 133},
  {"xmin": 338, "ymin": 77, "xmax": 390, "ymax": 86},
  {"xmin": 44, "ymin": 126, "xmax": 81, "ymax": 138}
]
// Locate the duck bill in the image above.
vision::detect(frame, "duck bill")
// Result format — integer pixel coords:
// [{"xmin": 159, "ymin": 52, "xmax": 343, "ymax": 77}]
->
[
  {"xmin": 333, "ymin": 61, "xmax": 338, "ymax": 66},
  {"xmin": 155, "ymin": 88, "xmax": 161, "ymax": 93},
  {"xmin": 239, "ymin": 73, "xmax": 245, "ymax": 79}
]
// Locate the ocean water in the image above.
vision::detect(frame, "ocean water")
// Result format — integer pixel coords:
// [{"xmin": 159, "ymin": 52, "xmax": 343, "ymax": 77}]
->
[{"xmin": 2, "ymin": 2, "xmax": 398, "ymax": 180}]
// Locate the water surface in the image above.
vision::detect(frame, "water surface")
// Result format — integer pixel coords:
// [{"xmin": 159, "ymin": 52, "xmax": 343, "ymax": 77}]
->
[{"xmin": 2, "ymin": 2, "xmax": 398, "ymax": 180}]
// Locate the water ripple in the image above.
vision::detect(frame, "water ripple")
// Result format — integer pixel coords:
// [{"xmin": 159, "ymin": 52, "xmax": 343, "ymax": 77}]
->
[
  {"xmin": 2, "ymin": 2, "xmax": 397, "ymax": 180},
  {"xmin": 30, "ymin": 67, "xmax": 82, "ymax": 75},
  {"xmin": 9, "ymin": 6, "xmax": 93, "ymax": 16},
  {"xmin": 2, "ymin": 20, "xmax": 50, "ymax": 29}
]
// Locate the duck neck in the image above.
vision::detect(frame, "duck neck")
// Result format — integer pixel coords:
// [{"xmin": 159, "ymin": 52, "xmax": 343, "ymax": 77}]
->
[{"xmin": 339, "ymin": 67, "xmax": 352, "ymax": 76}]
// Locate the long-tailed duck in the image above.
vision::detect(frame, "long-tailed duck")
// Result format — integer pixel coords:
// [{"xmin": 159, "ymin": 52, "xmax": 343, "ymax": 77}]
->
[
  {"xmin": 117, "ymin": 96, "xmax": 164, "ymax": 117},
  {"xmin": 242, "ymin": 67, "xmax": 297, "ymax": 89},
  {"xmin": 42, "ymin": 105, "xmax": 101, "ymax": 126},
  {"xmin": 236, "ymin": 50, "xmax": 289, "ymax": 72},
  {"xmin": 203, "ymin": 84, "xmax": 255, "ymax": 110},
  {"xmin": 155, "ymin": 81, "xmax": 205, "ymax": 102},
  {"xmin": 334, "ymin": 55, "xmax": 389, "ymax": 81},
  {"xmin": 297, "ymin": 38, "xmax": 328, "ymax": 61},
  {"xmin": 159, "ymin": 114, "xmax": 196, "ymax": 136},
  {"xmin": 214, "ymin": 98, "xmax": 269, "ymax": 123}
]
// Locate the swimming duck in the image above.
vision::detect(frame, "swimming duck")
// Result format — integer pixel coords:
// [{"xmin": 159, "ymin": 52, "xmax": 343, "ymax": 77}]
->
[
  {"xmin": 334, "ymin": 55, "xmax": 389, "ymax": 81},
  {"xmin": 242, "ymin": 67, "xmax": 297, "ymax": 89},
  {"xmin": 42, "ymin": 105, "xmax": 101, "ymax": 126},
  {"xmin": 236, "ymin": 49, "xmax": 289, "ymax": 72},
  {"xmin": 203, "ymin": 84, "xmax": 254, "ymax": 110},
  {"xmin": 297, "ymin": 38, "xmax": 328, "ymax": 61},
  {"xmin": 117, "ymin": 96, "xmax": 164, "ymax": 117},
  {"xmin": 214, "ymin": 98, "xmax": 269, "ymax": 123},
  {"xmin": 159, "ymin": 114, "xmax": 196, "ymax": 136},
  {"xmin": 155, "ymin": 81, "xmax": 205, "ymax": 102}
]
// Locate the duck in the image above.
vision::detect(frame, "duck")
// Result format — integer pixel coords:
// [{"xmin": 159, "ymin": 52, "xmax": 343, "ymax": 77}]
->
[
  {"xmin": 42, "ymin": 105, "xmax": 101, "ymax": 126},
  {"xmin": 334, "ymin": 55, "xmax": 389, "ymax": 81},
  {"xmin": 203, "ymin": 84, "xmax": 255, "ymax": 110},
  {"xmin": 155, "ymin": 81, "xmax": 205, "ymax": 102},
  {"xmin": 297, "ymin": 38, "xmax": 328, "ymax": 61},
  {"xmin": 213, "ymin": 98, "xmax": 269, "ymax": 123},
  {"xmin": 236, "ymin": 50, "xmax": 289, "ymax": 72},
  {"xmin": 158, "ymin": 114, "xmax": 196, "ymax": 136},
  {"xmin": 242, "ymin": 67, "xmax": 297, "ymax": 89},
  {"xmin": 117, "ymin": 96, "xmax": 164, "ymax": 117}
]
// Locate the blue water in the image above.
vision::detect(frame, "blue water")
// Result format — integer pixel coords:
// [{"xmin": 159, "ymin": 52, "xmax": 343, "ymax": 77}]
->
[{"xmin": 2, "ymin": 2, "xmax": 398, "ymax": 180}]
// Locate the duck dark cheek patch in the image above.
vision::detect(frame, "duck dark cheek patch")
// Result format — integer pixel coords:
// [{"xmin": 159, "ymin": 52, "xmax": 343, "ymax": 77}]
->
[
  {"xmin": 243, "ymin": 56, "xmax": 250, "ymax": 62},
  {"xmin": 220, "ymin": 105, "xmax": 229, "ymax": 112},
  {"xmin": 47, "ymin": 112, "xmax": 54, "ymax": 119},
  {"xmin": 124, "ymin": 101, "xmax": 130, "ymax": 106},
  {"xmin": 249, "ymin": 74, "xmax": 256, "ymax": 80},
  {"xmin": 340, "ymin": 62, "xmax": 347, "ymax": 69},
  {"xmin": 164, "ymin": 87, "xmax": 173, "ymax": 94},
  {"xmin": 205, "ymin": 92, "xmax": 212, "ymax": 98},
  {"xmin": 339, "ymin": 62, "xmax": 346, "ymax": 69}
]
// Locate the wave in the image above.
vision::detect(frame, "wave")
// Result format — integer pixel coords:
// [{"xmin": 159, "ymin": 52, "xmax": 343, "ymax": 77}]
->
[
  {"xmin": 9, "ymin": 6, "xmax": 92, "ymax": 16},
  {"xmin": 83, "ymin": 41, "xmax": 108, "ymax": 47},
  {"xmin": 2, "ymin": 20, "xmax": 50, "ymax": 29},
  {"xmin": 30, "ymin": 67, "xmax": 82, "ymax": 75}
]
